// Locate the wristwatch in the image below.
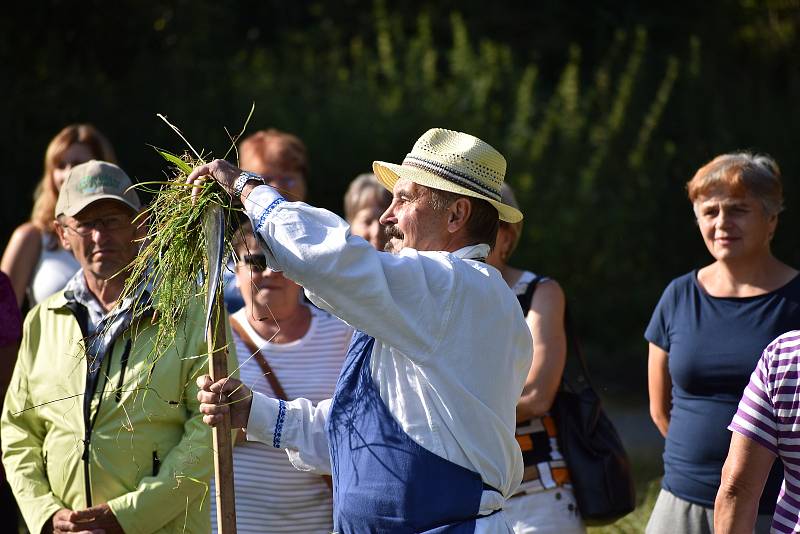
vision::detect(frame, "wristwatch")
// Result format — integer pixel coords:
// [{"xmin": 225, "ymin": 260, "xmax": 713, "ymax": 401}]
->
[{"xmin": 232, "ymin": 171, "xmax": 265, "ymax": 198}]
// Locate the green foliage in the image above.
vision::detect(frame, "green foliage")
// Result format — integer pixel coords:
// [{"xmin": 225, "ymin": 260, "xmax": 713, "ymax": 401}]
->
[{"xmin": 3, "ymin": 1, "xmax": 800, "ymax": 395}]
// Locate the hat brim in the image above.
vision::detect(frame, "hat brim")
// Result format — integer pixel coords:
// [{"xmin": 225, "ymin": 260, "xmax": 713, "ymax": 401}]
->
[
  {"xmin": 372, "ymin": 161, "xmax": 523, "ymax": 223},
  {"xmin": 60, "ymin": 194, "xmax": 141, "ymax": 218}
]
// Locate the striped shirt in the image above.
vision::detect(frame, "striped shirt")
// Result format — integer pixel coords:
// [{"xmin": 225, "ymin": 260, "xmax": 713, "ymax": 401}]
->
[
  {"xmin": 211, "ymin": 305, "xmax": 352, "ymax": 534},
  {"xmin": 730, "ymin": 331, "xmax": 800, "ymax": 534}
]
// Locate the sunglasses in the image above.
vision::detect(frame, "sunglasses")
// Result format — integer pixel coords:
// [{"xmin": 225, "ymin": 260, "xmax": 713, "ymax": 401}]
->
[{"xmin": 241, "ymin": 253, "xmax": 268, "ymax": 272}]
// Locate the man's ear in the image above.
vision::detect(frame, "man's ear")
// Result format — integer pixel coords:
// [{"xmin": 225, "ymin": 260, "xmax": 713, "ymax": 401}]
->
[
  {"xmin": 446, "ymin": 197, "xmax": 472, "ymax": 234},
  {"xmin": 53, "ymin": 219, "xmax": 70, "ymax": 249}
]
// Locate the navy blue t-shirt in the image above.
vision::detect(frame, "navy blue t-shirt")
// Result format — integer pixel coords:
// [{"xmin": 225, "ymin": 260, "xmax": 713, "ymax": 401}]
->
[{"xmin": 645, "ymin": 270, "xmax": 800, "ymax": 512}]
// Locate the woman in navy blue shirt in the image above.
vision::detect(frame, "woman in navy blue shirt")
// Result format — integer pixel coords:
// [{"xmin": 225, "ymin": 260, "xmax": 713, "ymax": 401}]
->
[{"xmin": 645, "ymin": 153, "xmax": 800, "ymax": 534}]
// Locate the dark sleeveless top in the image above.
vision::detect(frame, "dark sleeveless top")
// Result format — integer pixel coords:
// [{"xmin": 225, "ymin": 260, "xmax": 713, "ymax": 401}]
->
[{"xmin": 514, "ymin": 271, "xmax": 571, "ymax": 494}]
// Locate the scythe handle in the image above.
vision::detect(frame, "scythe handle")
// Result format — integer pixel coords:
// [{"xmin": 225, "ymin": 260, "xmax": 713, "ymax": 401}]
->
[{"xmin": 208, "ymin": 295, "xmax": 237, "ymax": 534}]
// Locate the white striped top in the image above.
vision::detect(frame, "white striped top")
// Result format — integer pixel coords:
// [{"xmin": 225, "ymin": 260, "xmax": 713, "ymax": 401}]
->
[
  {"xmin": 730, "ymin": 331, "xmax": 800, "ymax": 534},
  {"xmin": 211, "ymin": 305, "xmax": 352, "ymax": 534}
]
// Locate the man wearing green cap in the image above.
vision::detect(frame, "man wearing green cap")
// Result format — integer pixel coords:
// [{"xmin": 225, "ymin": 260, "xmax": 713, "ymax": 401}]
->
[
  {"xmin": 191, "ymin": 129, "xmax": 533, "ymax": 533},
  {"xmin": 1, "ymin": 160, "xmax": 224, "ymax": 534}
]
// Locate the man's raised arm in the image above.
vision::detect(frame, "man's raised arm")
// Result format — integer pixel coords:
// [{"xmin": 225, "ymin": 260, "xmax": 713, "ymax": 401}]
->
[{"xmin": 188, "ymin": 159, "xmax": 457, "ymax": 361}]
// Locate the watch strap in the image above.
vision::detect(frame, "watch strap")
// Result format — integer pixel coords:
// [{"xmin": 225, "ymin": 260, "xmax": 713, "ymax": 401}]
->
[{"xmin": 233, "ymin": 171, "xmax": 265, "ymax": 197}]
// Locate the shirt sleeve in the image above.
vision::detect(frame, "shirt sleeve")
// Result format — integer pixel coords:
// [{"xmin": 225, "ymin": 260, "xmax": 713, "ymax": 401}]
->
[
  {"xmin": 243, "ymin": 186, "xmax": 456, "ymax": 361},
  {"xmin": 644, "ymin": 281, "xmax": 675, "ymax": 352},
  {"xmin": 729, "ymin": 345, "xmax": 778, "ymax": 455},
  {"xmin": 245, "ymin": 391, "xmax": 333, "ymax": 474}
]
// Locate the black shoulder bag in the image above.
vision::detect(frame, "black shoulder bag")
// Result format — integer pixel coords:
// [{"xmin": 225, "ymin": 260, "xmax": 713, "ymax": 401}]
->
[{"xmin": 518, "ymin": 278, "xmax": 636, "ymax": 525}]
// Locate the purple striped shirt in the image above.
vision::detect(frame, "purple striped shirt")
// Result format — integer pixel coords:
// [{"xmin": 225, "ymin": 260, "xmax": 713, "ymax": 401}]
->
[{"xmin": 730, "ymin": 331, "xmax": 800, "ymax": 533}]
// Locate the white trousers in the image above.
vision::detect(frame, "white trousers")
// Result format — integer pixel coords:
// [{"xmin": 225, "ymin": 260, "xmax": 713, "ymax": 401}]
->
[{"xmin": 504, "ymin": 487, "xmax": 586, "ymax": 534}]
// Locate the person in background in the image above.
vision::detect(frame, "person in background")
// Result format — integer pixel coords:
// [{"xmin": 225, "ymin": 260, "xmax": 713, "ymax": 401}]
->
[
  {"xmin": 2, "ymin": 160, "xmax": 225, "ymax": 534},
  {"xmin": 238, "ymin": 129, "xmax": 308, "ymax": 202},
  {"xmin": 645, "ymin": 153, "xmax": 800, "ymax": 534},
  {"xmin": 0, "ymin": 271, "xmax": 21, "ymax": 423},
  {"xmin": 343, "ymin": 173, "xmax": 392, "ymax": 251},
  {"xmin": 224, "ymin": 128, "xmax": 309, "ymax": 313},
  {"xmin": 0, "ymin": 272, "xmax": 22, "ymax": 531},
  {"xmin": 211, "ymin": 220, "xmax": 352, "ymax": 533},
  {"xmin": 486, "ymin": 183, "xmax": 584, "ymax": 534},
  {"xmin": 1, "ymin": 124, "xmax": 116, "ymax": 309}
]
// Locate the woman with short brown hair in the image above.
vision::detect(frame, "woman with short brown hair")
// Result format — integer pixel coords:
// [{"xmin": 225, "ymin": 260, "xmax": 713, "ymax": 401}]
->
[{"xmin": 645, "ymin": 152, "xmax": 800, "ymax": 533}]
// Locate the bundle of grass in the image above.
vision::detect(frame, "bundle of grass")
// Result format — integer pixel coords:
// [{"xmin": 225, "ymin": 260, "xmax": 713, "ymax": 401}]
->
[
  {"xmin": 125, "ymin": 152, "xmax": 236, "ymax": 353},
  {"xmin": 116, "ymin": 110, "xmax": 253, "ymax": 367}
]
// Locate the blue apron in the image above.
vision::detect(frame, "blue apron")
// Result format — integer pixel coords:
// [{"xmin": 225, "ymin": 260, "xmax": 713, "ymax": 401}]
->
[{"xmin": 327, "ymin": 331, "xmax": 500, "ymax": 533}]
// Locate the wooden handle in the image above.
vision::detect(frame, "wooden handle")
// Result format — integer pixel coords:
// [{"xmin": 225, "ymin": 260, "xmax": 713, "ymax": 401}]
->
[{"xmin": 208, "ymin": 297, "xmax": 237, "ymax": 534}]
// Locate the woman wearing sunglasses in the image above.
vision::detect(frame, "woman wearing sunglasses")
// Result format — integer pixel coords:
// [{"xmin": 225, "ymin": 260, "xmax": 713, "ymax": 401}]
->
[{"xmin": 210, "ymin": 221, "xmax": 352, "ymax": 534}]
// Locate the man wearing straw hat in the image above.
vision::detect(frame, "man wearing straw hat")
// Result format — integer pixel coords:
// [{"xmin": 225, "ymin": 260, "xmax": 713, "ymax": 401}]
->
[{"xmin": 192, "ymin": 128, "xmax": 532, "ymax": 532}]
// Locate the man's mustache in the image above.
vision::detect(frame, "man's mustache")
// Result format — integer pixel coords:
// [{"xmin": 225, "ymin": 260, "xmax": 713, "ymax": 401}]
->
[{"xmin": 385, "ymin": 225, "xmax": 403, "ymax": 240}]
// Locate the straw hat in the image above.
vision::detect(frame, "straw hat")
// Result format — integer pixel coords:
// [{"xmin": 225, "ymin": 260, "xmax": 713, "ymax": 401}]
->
[{"xmin": 372, "ymin": 128, "xmax": 523, "ymax": 223}]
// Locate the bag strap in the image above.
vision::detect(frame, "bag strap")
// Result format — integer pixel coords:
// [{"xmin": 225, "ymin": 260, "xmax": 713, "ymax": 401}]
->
[
  {"xmin": 515, "ymin": 274, "xmax": 594, "ymax": 392},
  {"xmin": 228, "ymin": 316, "xmax": 288, "ymax": 400},
  {"xmin": 516, "ymin": 273, "xmax": 543, "ymax": 315},
  {"xmin": 562, "ymin": 306, "xmax": 595, "ymax": 392},
  {"xmin": 228, "ymin": 316, "xmax": 333, "ymax": 491}
]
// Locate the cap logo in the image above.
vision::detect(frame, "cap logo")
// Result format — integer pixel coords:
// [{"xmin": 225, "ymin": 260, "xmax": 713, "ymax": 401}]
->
[{"xmin": 77, "ymin": 174, "xmax": 122, "ymax": 194}]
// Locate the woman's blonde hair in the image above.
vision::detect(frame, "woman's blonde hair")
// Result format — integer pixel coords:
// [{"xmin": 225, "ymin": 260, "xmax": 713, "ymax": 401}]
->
[
  {"xmin": 686, "ymin": 152, "xmax": 783, "ymax": 216},
  {"xmin": 31, "ymin": 124, "xmax": 116, "ymax": 234}
]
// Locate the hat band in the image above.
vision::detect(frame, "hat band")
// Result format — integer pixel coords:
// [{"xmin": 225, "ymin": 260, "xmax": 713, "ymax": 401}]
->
[{"xmin": 402, "ymin": 155, "xmax": 501, "ymax": 201}]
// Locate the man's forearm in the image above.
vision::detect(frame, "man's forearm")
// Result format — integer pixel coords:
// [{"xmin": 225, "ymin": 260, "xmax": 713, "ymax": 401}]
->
[
  {"xmin": 242, "ymin": 186, "xmax": 448, "ymax": 358},
  {"xmin": 246, "ymin": 391, "xmax": 332, "ymax": 469}
]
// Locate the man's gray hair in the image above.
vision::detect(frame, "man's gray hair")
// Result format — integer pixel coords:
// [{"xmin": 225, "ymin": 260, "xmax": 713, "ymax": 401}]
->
[{"xmin": 427, "ymin": 187, "xmax": 499, "ymax": 249}]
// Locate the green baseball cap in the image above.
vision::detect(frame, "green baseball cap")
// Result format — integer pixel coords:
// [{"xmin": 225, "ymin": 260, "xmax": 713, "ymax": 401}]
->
[{"xmin": 55, "ymin": 160, "xmax": 141, "ymax": 217}]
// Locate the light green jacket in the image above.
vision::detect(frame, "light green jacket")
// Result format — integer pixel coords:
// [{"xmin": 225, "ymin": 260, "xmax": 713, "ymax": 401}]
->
[{"xmin": 1, "ymin": 290, "xmax": 235, "ymax": 534}]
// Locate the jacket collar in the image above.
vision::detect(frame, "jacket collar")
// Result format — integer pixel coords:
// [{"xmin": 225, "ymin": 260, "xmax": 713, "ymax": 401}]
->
[{"xmin": 48, "ymin": 269, "xmax": 153, "ymax": 320}]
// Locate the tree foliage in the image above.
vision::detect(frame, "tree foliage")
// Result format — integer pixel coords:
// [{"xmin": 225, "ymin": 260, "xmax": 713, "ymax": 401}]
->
[{"xmin": 3, "ymin": 0, "xmax": 800, "ymax": 395}]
